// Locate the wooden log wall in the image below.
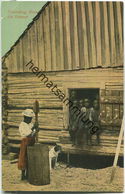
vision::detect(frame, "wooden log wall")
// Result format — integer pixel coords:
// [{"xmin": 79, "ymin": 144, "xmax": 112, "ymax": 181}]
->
[
  {"xmin": 3, "ymin": 1, "xmax": 123, "ymax": 73},
  {"xmin": 2, "ymin": 62, "xmax": 10, "ymax": 155},
  {"xmin": 2, "ymin": 62, "xmax": 8, "ymax": 135},
  {"xmin": 7, "ymin": 68, "xmax": 123, "ymax": 155}
]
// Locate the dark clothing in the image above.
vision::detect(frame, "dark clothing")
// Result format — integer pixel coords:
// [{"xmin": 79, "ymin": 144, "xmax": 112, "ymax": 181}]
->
[
  {"xmin": 89, "ymin": 108, "xmax": 100, "ymax": 133},
  {"xmin": 89, "ymin": 107, "xmax": 100, "ymax": 144},
  {"xmin": 69, "ymin": 105, "xmax": 100, "ymax": 146},
  {"xmin": 75, "ymin": 107, "xmax": 100, "ymax": 145},
  {"xmin": 69, "ymin": 108, "xmax": 79, "ymax": 144},
  {"xmin": 75, "ymin": 107, "xmax": 91, "ymax": 145}
]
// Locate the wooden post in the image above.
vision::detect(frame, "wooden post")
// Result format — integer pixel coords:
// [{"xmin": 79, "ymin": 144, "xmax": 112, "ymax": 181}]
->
[
  {"xmin": 33, "ymin": 100, "xmax": 39, "ymax": 143},
  {"xmin": 66, "ymin": 152, "xmax": 70, "ymax": 167},
  {"xmin": 110, "ymin": 119, "xmax": 124, "ymax": 183},
  {"xmin": 27, "ymin": 144, "xmax": 50, "ymax": 185}
]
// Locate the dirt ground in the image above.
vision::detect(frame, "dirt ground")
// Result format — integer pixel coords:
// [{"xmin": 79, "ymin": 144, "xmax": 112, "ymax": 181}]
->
[{"xmin": 2, "ymin": 159, "xmax": 123, "ymax": 192}]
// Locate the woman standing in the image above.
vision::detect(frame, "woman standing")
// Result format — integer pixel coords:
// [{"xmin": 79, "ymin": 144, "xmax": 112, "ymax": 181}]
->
[{"xmin": 18, "ymin": 109, "xmax": 38, "ymax": 180}]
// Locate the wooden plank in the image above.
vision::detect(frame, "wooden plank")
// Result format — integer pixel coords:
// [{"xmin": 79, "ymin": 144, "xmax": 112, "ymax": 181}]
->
[
  {"xmin": 7, "ymin": 116, "xmax": 63, "ymax": 127},
  {"xmin": 18, "ymin": 39, "xmax": 23, "ymax": 72},
  {"xmin": 7, "ymin": 122, "xmax": 63, "ymax": 131},
  {"xmin": 69, "ymin": 2, "xmax": 75, "ymax": 69},
  {"xmin": 120, "ymin": 2, "xmax": 123, "ymax": 42},
  {"xmin": 8, "ymin": 136, "xmax": 59, "ymax": 141},
  {"xmin": 7, "ymin": 109, "xmax": 63, "ymax": 129},
  {"xmin": 116, "ymin": 2, "xmax": 123, "ymax": 65},
  {"xmin": 15, "ymin": 44, "xmax": 20, "ymax": 72},
  {"xmin": 9, "ymin": 136, "xmax": 60, "ymax": 149},
  {"xmin": 99, "ymin": 2, "xmax": 104, "ymax": 66},
  {"xmin": 8, "ymin": 87, "xmax": 62, "ymax": 94},
  {"xmin": 8, "ymin": 77, "xmax": 123, "ymax": 87},
  {"xmin": 27, "ymin": 30, "xmax": 31, "ymax": 67},
  {"xmin": 57, "ymin": 2, "xmax": 64, "ymax": 70},
  {"xmin": 49, "ymin": 3, "xmax": 56, "ymax": 71},
  {"xmin": 12, "ymin": 47, "xmax": 18, "ymax": 73},
  {"xmin": 8, "ymin": 70, "xmax": 122, "ymax": 83},
  {"xmin": 113, "ymin": 2, "xmax": 121, "ymax": 66},
  {"xmin": 109, "ymin": 2, "xmax": 116, "ymax": 66},
  {"xmin": 7, "ymin": 109, "xmax": 63, "ymax": 115},
  {"xmin": 72, "ymin": 2, "xmax": 80, "ymax": 69},
  {"xmin": 8, "ymin": 93, "xmax": 63, "ymax": 99},
  {"xmin": 33, "ymin": 23, "xmax": 39, "ymax": 67},
  {"xmin": 9, "ymin": 136, "xmax": 122, "ymax": 147},
  {"xmin": 8, "ymin": 63, "xmax": 123, "ymax": 78},
  {"xmin": 95, "ymin": 2, "xmax": 102, "ymax": 67},
  {"xmin": 22, "ymin": 32, "xmax": 29, "ymax": 72},
  {"xmin": 8, "ymin": 100, "xmax": 62, "ymax": 109},
  {"xmin": 43, "ymin": 7, "xmax": 52, "ymax": 71},
  {"xmin": 9, "ymin": 143, "xmax": 20, "ymax": 148},
  {"xmin": 105, "ymin": 82, "xmax": 123, "ymax": 91},
  {"xmin": 36, "ymin": 15, "xmax": 45, "ymax": 70},
  {"xmin": 87, "ymin": 2, "xmax": 97, "ymax": 68},
  {"xmin": 54, "ymin": 2, "xmax": 62, "ymax": 70},
  {"xmin": 58, "ymin": 143, "xmax": 123, "ymax": 156},
  {"xmin": 8, "ymin": 92, "xmax": 63, "ymax": 99},
  {"xmin": 8, "ymin": 128, "xmax": 62, "ymax": 137},
  {"xmin": 62, "ymin": 2, "xmax": 72, "ymax": 70},
  {"xmin": 103, "ymin": 2, "xmax": 111, "ymax": 67},
  {"xmin": 76, "ymin": 2, "xmax": 84, "ymax": 69},
  {"xmin": 60, "ymin": 130, "xmax": 122, "ymax": 139},
  {"xmin": 5, "ymin": 54, "xmax": 11, "ymax": 73},
  {"xmin": 23, "ymin": 31, "xmax": 31, "ymax": 72}
]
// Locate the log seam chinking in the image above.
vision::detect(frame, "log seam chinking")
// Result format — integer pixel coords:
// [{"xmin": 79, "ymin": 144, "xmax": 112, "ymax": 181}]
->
[{"xmin": 25, "ymin": 59, "xmax": 99, "ymax": 135}]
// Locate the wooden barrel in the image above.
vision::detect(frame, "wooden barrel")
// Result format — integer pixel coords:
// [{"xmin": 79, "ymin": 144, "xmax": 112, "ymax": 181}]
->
[{"xmin": 27, "ymin": 143, "xmax": 50, "ymax": 185}]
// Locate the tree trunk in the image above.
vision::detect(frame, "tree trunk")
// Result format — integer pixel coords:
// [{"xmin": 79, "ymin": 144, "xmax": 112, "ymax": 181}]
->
[{"xmin": 27, "ymin": 143, "xmax": 50, "ymax": 185}]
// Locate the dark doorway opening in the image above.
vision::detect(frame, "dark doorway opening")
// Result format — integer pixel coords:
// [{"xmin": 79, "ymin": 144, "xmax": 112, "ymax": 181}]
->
[
  {"xmin": 69, "ymin": 88, "xmax": 99, "ymax": 107},
  {"xmin": 68, "ymin": 88, "xmax": 100, "ymax": 146}
]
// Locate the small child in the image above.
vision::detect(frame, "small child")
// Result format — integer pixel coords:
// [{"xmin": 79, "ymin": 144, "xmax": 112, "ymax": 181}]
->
[
  {"xmin": 18, "ymin": 109, "xmax": 39, "ymax": 180},
  {"xmin": 89, "ymin": 99, "xmax": 100, "ymax": 144},
  {"xmin": 76, "ymin": 98, "xmax": 92, "ymax": 145}
]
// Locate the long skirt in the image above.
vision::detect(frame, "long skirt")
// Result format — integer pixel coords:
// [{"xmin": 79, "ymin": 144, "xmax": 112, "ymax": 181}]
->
[{"xmin": 18, "ymin": 137, "xmax": 35, "ymax": 170}]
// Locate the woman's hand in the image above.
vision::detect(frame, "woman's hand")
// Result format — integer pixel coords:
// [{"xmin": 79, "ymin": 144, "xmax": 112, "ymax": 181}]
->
[{"xmin": 34, "ymin": 122, "xmax": 39, "ymax": 129}]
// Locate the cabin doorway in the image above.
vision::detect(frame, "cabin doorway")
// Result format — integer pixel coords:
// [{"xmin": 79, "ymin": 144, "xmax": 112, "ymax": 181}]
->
[
  {"xmin": 69, "ymin": 88, "xmax": 99, "ymax": 106},
  {"xmin": 68, "ymin": 88, "xmax": 100, "ymax": 146}
]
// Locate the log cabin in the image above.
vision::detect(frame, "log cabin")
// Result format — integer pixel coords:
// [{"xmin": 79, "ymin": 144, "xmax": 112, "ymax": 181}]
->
[{"xmin": 2, "ymin": 2, "xmax": 124, "ymax": 156}]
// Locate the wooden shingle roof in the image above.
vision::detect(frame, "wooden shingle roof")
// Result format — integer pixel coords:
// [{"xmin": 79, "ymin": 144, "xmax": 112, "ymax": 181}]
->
[{"xmin": 3, "ymin": 2, "xmax": 123, "ymax": 73}]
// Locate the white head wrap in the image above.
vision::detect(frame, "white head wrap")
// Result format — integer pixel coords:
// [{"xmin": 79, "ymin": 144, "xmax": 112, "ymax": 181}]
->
[{"xmin": 22, "ymin": 109, "xmax": 35, "ymax": 117}]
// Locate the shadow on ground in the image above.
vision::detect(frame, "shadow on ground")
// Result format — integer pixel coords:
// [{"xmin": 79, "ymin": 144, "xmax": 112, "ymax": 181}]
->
[{"xmin": 58, "ymin": 153, "xmax": 123, "ymax": 169}]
